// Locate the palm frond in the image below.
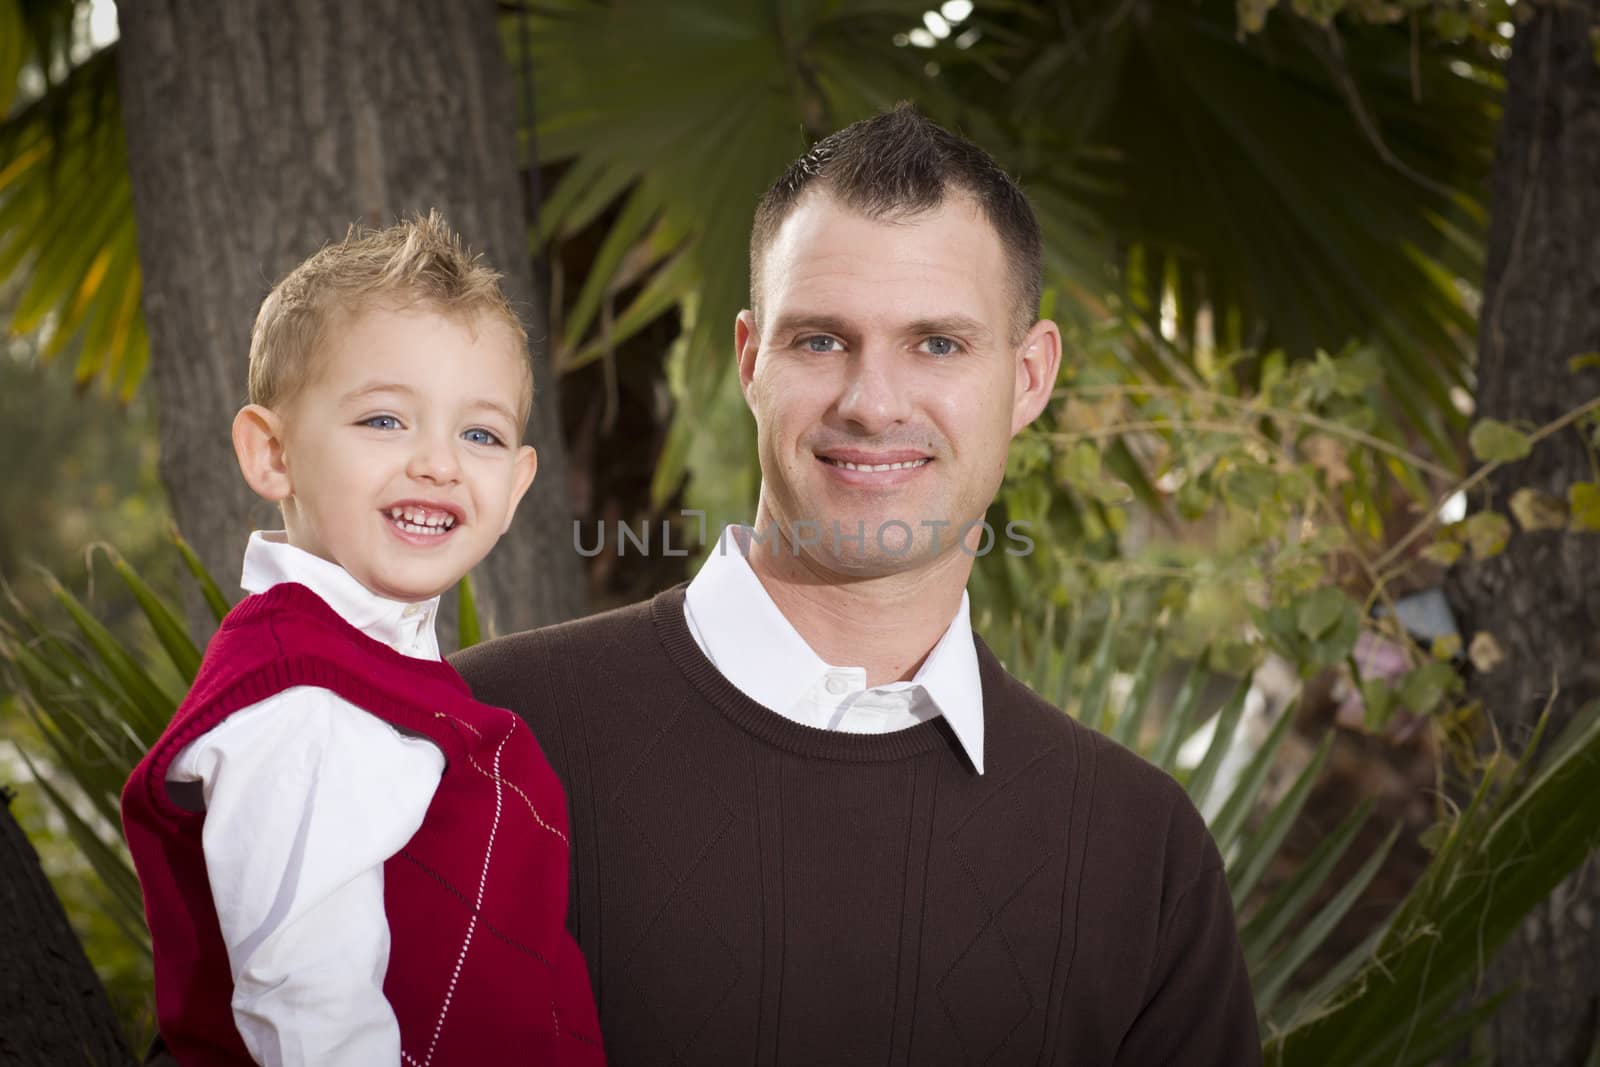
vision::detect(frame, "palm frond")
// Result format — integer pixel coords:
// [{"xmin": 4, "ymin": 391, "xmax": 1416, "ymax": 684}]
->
[{"xmin": 0, "ymin": 34, "xmax": 146, "ymax": 399}]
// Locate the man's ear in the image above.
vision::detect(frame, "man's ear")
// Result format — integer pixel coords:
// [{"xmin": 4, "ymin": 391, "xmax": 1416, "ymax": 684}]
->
[
  {"xmin": 232, "ymin": 405, "xmax": 293, "ymax": 502},
  {"xmin": 1011, "ymin": 319, "xmax": 1063, "ymax": 436},
  {"xmin": 500, "ymin": 445, "xmax": 540, "ymax": 534},
  {"xmin": 735, "ymin": 310, "xmax": 760, "ymax": 411}
]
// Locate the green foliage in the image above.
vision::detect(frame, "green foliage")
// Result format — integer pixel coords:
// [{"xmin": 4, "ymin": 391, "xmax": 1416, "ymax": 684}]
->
[
  {"xmin": 1468, "ymin": 417, "xmax": 1533, "ymax": 463},
  {"xmin": 1266, "ymin": 703, "xmax": 1600, "ymax": 1065},
  {"xmin": 518, "ymin": 0, "xmax": 1495, "ymax": 529},
  {"xmin": 994, "ymin": 603, "xmax": 1600, "ymax": 1063},
  {"xmin": 0, "ymin": 0, "xmax": 143, "ymax": 398}
]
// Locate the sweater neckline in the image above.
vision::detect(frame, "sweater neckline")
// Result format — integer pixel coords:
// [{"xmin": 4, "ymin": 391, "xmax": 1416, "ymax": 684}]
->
[
  {"xmin": 650, "ymin": 583, "xmax": 971, "ymax": 765},
  {"xmin": 230, "ymin": 581, "xmax": 468, "ymax": 693}
]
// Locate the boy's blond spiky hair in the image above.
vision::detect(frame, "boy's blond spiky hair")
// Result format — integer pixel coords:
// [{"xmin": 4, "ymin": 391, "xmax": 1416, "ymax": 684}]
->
[{"xmin": 248, "ymin": 210, "xmax": 532, "ymax": 424}]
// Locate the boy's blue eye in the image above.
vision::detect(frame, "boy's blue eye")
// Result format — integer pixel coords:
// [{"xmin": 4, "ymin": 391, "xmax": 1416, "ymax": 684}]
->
[
  {"xmin": 362, "ymin": 415, "xmax": 401, "ymax": 430},
  {"xmin": 463, "ymin": 428, "xmax": 503, "ymax": 447}
]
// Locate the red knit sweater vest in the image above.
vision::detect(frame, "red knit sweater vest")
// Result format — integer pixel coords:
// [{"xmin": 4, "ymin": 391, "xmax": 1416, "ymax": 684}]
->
[{"xmin": 121, "ymin": 582, "xmax": 605, "ymax": 1066}]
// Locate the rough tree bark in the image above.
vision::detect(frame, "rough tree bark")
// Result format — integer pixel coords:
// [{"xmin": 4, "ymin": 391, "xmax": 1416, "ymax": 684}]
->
[
  {"xmin": 115, "ymin": 0, "xmax": 581, "ymax": 638},
  {"xmin": 0, "ymin": 788, "xmax": 132, "ymax": 1066},
  {"xmin": 1444, "ymin": 3, "xmax": 1600, "ymax": 1063}
]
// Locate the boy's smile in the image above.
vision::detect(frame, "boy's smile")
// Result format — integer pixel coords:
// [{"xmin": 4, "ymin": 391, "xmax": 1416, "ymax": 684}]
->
[{"xmin": 237, "ymin": 305, "xmax": 538, "ymax": 604}]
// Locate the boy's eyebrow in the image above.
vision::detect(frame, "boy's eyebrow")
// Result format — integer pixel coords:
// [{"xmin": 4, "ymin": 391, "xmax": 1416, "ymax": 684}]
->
[
  {"xmin": 465, "ymin": 398, "xmax": 521, "ymax": 426},
  {"xmin": 342, "ymin": 383, "xmax": 519, "ymax": 426},
  {"xmin": 342, "ymin": 381, "xmax": 414, "ymax": 403}
]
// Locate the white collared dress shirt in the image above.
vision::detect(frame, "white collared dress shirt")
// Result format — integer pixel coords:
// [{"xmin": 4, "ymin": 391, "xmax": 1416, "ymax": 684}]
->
[
  {"xmin": 683, "ymin": 526, "xmax": 986, "ymax": 773},
  {"xmin": 165, "ymin": 531, "xmax": 446, "ymax": 1066}
]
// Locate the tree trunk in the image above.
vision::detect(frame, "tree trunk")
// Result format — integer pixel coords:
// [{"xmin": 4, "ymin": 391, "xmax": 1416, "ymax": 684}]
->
[
  {"xmin": 115, "ymin": 0, "xmax": 581, "ymax": 639},
  {"xmin": 1445, "ymin": 3, "xmax": 1600, "ymax": 1063},
  {"xmin": 0, "ymin": 788, "xmax": 132, "ymax": 1066}
]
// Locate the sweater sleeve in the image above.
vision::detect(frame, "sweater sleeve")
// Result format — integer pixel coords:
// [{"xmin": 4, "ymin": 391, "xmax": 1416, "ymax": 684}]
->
[
  {"xmin": 1111, "ymin": 862, "xmax": 1262, "ymax": 1066},
  {"xmin": 167, "ymin": 686, "xmax": 445, "ymax": 1066}
]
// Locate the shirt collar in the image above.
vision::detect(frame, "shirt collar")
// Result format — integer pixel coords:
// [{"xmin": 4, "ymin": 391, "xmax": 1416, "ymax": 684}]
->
[
  {"xmin": 684, "ymin": 526, "xmax": 985, "ymax": 773},
  {"xmin": 240, "ymin": 531, "xmax": 441, "ymax": 660}
]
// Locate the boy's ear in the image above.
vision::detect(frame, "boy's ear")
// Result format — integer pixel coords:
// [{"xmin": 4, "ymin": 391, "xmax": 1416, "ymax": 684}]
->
[
  {"xmin": 232, "ymin": 405, "xmax": 293, "ymax": 502},
  {"xmin": 501, "ymin": 444, "xmax": 539, "ymax": 534}
]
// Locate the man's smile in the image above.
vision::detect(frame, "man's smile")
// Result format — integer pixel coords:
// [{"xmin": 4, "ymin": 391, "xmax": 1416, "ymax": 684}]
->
[{"xmin": 816, "ymin": 449, "xmax": 934, "ymax": 486}]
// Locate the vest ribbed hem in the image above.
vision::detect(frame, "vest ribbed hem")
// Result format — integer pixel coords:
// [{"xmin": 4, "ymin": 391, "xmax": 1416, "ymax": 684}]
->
[{"xmin": 648, "ymin": 583, "xmax": 960, "ymax": 764}]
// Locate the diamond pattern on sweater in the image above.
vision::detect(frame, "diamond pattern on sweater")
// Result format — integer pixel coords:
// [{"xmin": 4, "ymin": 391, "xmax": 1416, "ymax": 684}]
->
[
  {"xmin": 612, "ymin": 701, "xmax": 743, "ymax": 1056},
  {"xmin": 612, "ymin": 702, "xmax": 735, "ymax": 883},
  {"xmin": 624, "ymin": 885, "xmax": 742, "ymax": 1059},
  {"xmin": 938, "ymin": 923, "xmax": 1033, "ymax": 1065},
  {"xmin": 938, "ymin": 750, "xmax": 1063, "ymax": 1063}
]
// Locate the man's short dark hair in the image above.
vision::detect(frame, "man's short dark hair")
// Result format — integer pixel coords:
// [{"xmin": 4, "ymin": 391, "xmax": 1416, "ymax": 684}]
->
[{"xmin": 750, "ymin": 103, "xmax": 1043, "ymax": 343}]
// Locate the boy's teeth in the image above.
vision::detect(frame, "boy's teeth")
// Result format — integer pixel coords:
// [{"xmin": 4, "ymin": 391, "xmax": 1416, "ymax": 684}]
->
[{"xmin": 386, "ymin": 506, "xmax": 456, "ymax": 531}]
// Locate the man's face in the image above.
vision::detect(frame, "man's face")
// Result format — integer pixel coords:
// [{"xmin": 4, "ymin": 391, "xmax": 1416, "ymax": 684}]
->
[
  {"xmin": 270, "ymin": 306, "xmax": 538, "ymax": 602},
  {"xmin": 738, "ymin": 190, "xmax": 1058, "ymax": 576}
]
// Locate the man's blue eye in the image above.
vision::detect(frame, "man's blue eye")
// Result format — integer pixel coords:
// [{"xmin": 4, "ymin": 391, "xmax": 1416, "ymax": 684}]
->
[
  {"xmin": 925, "ymin": 336, "xmax": 959, "ymax": 357},
  {"xmin": 463, "ymin": 428, "xmax": 503, "ymax": 447},
  {"xmin": 363, "ymin": 415, "xmax": 401, "ymax": 430},
  {"xmin": 805, "ymin": 336, "xmax": 838, "ymax": 353}
]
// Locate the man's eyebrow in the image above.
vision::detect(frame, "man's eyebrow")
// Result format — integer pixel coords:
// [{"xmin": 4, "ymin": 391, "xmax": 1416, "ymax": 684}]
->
[
  {"xmin": 905, "ymin": 316, "xmax": 992, "ymax": 342},
  {"xmin": 768, "ymin": 313, "xmax": 993, "ymax": 343},
  {"xmin": 769, "ymin": 313, "xmax": 853, "ymax": 337}
]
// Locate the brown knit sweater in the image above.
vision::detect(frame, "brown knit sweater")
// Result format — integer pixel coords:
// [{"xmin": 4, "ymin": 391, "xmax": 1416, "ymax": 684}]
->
[{"xmin": 453, "ymin": 586, "xmax": 1260, "ymax": 1066}]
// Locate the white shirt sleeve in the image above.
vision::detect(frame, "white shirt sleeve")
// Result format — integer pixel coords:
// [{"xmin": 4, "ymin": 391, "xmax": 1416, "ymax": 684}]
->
[{"xmin": 167, "ymin": 687, "xmax": 446, "ymax": 1067}]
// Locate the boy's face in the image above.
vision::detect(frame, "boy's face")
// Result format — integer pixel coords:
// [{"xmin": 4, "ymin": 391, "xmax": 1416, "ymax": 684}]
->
[{"xmin": 252, "ymin": 306, "xmax": 537, "ymax": 603}]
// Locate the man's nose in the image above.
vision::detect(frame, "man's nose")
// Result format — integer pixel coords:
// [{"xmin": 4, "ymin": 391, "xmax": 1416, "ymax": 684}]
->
[
  {"xmin": 406, "ymin": 431, "xmax": 462, "ymax": 484},
  {"xmin": 834, "ymin": 348, "xmax": 913, "ymax": 434}
]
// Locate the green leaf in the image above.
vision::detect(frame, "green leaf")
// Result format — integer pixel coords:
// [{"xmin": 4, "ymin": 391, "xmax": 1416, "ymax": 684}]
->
[
  {"xmin": 1240, "ymin": 800, "xmax": 1372, "ymax": 971},
  {"xmin": 1209, "ymin": 699, "xmax": 1298, "ymax": 856},
  {"xmin": 1464, "ymin": 510, "xmax": 1512, "ymax": 559},
  {"xmin": 1419, "ymin": 535, "xmax": 1463, "ymax": 566},
  {"xmin": 1108, "ymin": 638, "xmax": 1164, "ymax": 749},
  {"xmin": 1185, "ymin": 680, "xmax": 1250, "ymax": 813},
  {"xmin": 1150, "ymin": 656, "xmax": 1208, "ymax": 770},
  {"xmin": 170, "ymin": 527, "xmax": 233, "ymax": 624},
  {"xmin": 1228, "ymin": 732, "xmax": 1333, "ymax": 909},
  {"xmin": 46, "ymin": 573, "xmax": 178, "ymax": 745},
  {"xmin": 1467, "ymin": 418, "xmax": 1533, "ymax": 463},
  {"xmin": 1569, "ymin": 482, "xmax": 1600, "ymax": 532},
  {"xmin": 1295, "ymin": 585, "xmax": 1346, "ymax": 641},
  {"xmin": 456, "ymin": 571, "xmax": 482, "ymax": 650},
  {"xmin": 108, "ymin": 547, "xmax": 202, "ymax": 683},
  {"xmin": 1252, "ymin": 825, "xmax": 1400, "ymax": 1014},
  {"xmin": 1361, "ymin": 677, "xmax": 1394, "ymax": 731},
  {"xmin": 1059, "ymin": 441, "xmax": 1102, "ymax": 490},
  {"xmin": 1398, "ymin": 660, "xmax": 1457, "ymax": 715},
  {"xmin": 1508, "ymin": 487, "xmax": 1568, "ymax": 532}
]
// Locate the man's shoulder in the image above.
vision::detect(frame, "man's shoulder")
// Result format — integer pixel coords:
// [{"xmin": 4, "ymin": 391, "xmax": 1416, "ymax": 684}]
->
[
  {"xmin": 451, "ymin": 590, "xmax": 666, "ymax": 687},
  {"xmin": 982, "ymin": 651, "xmax": 1211, "ymax": 860}
]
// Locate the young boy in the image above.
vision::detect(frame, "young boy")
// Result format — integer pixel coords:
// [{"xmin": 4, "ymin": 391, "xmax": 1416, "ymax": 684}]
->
[{"xmin": 121, "ymin": 213, "xmax": 604, "ymax": 1066}]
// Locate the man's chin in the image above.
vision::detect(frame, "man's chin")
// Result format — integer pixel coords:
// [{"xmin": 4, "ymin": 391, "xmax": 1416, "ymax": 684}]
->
[{"xmin": 761, "ymin": 514, "xmax": 950, "ymax": 576}]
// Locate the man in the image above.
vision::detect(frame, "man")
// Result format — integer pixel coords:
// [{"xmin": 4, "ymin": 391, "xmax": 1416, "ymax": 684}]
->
[{"xmin": 455, "ymin": 105, "xmax": 1260, "ymax": 1066}]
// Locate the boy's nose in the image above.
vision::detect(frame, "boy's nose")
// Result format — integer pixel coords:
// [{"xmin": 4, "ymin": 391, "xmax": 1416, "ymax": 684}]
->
[{"xmin": 407, "ymin": 436, "xmax": 462, "ymax": 483}]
